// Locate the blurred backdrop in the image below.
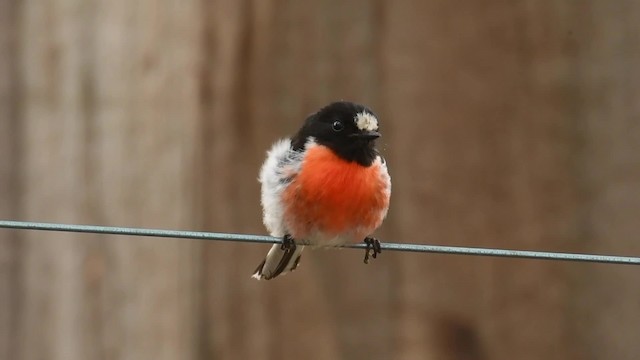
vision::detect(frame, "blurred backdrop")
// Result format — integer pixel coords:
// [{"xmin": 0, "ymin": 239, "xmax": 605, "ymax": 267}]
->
[{"xmin": 1, "ymin": 1, "xmax": 640, "ymax": 359}]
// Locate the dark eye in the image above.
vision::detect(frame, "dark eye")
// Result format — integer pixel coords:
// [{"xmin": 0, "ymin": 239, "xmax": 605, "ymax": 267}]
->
[{"xmin": 332, "ymin": 121, "xmax": 344, "ymax": 132}]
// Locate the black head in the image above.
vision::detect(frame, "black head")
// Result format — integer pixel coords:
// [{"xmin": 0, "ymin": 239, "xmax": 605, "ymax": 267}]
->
[{"xmin": 291, "ymin": 101, "xmax": 381, "ymax": 166}]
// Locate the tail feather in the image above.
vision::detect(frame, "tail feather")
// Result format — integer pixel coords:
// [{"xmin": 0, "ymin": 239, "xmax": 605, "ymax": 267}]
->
[{"xmin": 252, "ymin": 244, "xmax": 304, "ymax": 280}]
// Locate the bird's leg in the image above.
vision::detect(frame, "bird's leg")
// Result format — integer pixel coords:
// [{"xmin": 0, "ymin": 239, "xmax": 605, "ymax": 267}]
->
[
  {"xmin": 281, "ymin": 234, "xmax": 295, "ymax": 251},
  {"xmin": 363, "ymin": 237, "xmax": 382, "ymax": 264}
]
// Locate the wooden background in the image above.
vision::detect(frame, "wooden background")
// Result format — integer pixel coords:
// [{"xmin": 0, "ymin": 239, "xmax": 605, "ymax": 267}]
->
[{"xmin": 1, "ymin": 1, "xmax": 639, "ymax": 359}]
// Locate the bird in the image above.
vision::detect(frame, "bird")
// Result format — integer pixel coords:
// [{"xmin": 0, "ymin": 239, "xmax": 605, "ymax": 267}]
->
[{"xmin": 252, "ymin": 101, "xmax": 391, "ymax": 280}]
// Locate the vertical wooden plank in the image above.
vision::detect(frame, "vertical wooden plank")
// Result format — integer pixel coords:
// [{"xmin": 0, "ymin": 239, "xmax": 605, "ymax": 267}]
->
[
  {"xmin": 198, "ymin": 1, "xmax": 382, "ymax": 359},
  {"xmin": 15, "ymin": 0, "xmax": 203, "ymax": 359},
  {"xmin": 199, "ymin": 2, "xmax": 259, "ymax": 358},
  {"xmin": 573, "ymin": 2, "xmax": 640, "ymax": 359},
  {"xmin": 382, "ymin": 1, "xmax": 580, "ymax": 359},
  {"xmin": 383, "ymin": 2, "xmax": 498, "ymax": 358},
  {"xmin": 478, "ymin": 3, "xmax": 583, "ymax": 360},
  {"xmin": 89, "ymin": 0, "xmax": 204, "ymax": 359},
  {"xmin": 0, "ymin": 0, "xmax": 22, "ymax": 359},
  {"xmin": 16, "ymin": 0, "xmax": 90, "ymax": 358},
  {"xmin": 198, "ymin": 1, "xmax": 311, "ymax": 359}
]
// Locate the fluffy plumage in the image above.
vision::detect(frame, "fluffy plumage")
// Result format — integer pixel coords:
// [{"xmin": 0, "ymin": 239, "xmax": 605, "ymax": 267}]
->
[{"xmin": 252, "ymin": 101, "xmax": 391, "ymax": 280}]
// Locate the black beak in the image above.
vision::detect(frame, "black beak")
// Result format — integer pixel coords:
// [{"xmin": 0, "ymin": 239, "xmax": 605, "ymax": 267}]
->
[{"xmin": 350, "ymin": 130, "xmax": 381, "ymax": 140}]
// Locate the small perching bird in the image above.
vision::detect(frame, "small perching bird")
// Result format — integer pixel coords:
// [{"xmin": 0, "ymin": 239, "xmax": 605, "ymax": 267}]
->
[{"xmin": 252, "ymin": 101, "xmax": 391, "ymax": 280}]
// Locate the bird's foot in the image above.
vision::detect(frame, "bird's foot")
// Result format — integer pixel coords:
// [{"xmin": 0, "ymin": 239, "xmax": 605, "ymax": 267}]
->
[
  {"xmin": 281, "ymin": 234, "xmax": 295, "ymax": 251},
  {"xmin": 363, "ymin": 237, "xmax": 382, "ymax": 264}
]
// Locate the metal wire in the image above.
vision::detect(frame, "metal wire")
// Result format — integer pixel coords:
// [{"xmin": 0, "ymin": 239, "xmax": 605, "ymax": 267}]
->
[{"xmin": 1, "ymin": 219, "xmax": 639, "ymax": 266}]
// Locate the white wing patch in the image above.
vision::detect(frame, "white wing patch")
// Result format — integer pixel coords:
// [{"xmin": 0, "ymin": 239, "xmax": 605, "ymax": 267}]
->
[
  {"xmin": 355, "ymin": 112, "xmax": 378, "ymax": 132},
  {"xmin": 376, "ymin": 155, "xmax": 392, "ymax": 221},
  {"xmin": 259, "ymin": 138, "xmax": 304, "ymax": 237}
]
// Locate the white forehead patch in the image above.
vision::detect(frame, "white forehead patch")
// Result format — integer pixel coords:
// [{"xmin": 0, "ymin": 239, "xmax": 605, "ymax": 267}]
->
[{"xmin": 355, "ymin": 112, "xmax": 378, "ymax": 132}]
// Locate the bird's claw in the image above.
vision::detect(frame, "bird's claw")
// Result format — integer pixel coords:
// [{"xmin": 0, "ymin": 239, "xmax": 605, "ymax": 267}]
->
[
  {"xmin": 363, "ymin": 237, "xmax": 382, "ymax": 264},
  {"xmin": 281, "ymin": 234, "xmax": 295, "ymax": 250}
]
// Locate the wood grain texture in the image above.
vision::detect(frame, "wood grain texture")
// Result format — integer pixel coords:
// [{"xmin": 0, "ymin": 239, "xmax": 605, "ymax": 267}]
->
[
  {"xmin": 0, "ymin": 1, "xmax": 639, "ymax": 359},
  {"xmin": 12, "ymin": 0, "xmax": 202, "ymax": 359},
  {"xmin": 571, "ymin": 3, "xmax": 640, "ymax": 360},
  {"xmin": 0, "ymin": 0, "xmax": 22, "ymax": 359},
  {"xmin": 382, "ymin": 2, "xmax": 581, "ymax": 358}
]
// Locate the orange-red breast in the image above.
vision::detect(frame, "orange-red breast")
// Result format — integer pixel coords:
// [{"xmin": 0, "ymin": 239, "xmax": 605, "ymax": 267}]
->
[{"xmin": 252, "ymin": 101, "xmax": 391, "ymax": 280}]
